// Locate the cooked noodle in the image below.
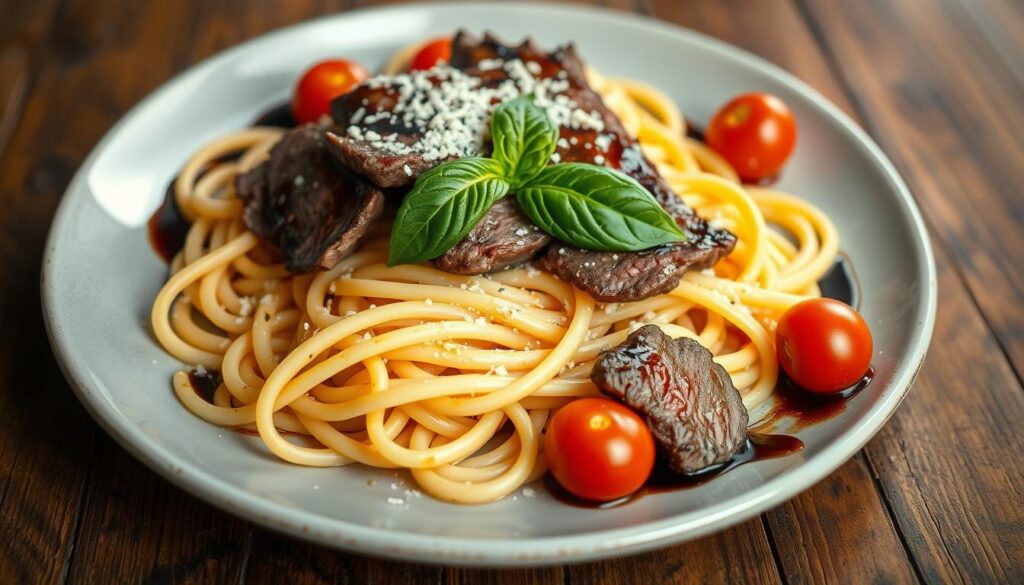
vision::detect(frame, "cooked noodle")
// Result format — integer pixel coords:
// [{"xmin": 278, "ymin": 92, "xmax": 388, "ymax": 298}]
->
[{"xmin": 151, "ymin": 60, "xmax": 837, "ymax": 504}]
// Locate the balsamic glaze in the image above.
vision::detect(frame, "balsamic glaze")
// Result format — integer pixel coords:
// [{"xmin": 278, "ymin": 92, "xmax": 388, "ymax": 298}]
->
[
  {"xmin": 685, "ymin": 122, "xmax": 706, "ymax": 143},
  {"xmin": 760, "ymin": 368, "xmax": 874, "ymax": 432},
  {"xmin": 546, "ymin": 433, "xmax": 804, "ymax": 509},
  {"xmin": 147, "ymin": 181, "xmax": 188, "ymax": 263},
  {"xmin": 818, "ymin": 253, "xmax": 860, "ymax": 309},
  {"xmin": 252, "ymin": 103, "xmax": 296, "ymax": 128},
  {"xmin": 187, "ymin": 370, "xmax": 220, "ymax": 403}
]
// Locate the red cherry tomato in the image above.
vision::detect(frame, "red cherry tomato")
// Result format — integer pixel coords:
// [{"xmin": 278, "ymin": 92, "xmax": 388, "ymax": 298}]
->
[
  {"xmin": 544, "ymin": 397, "xmax": 655, "ymax": 502},
  {"xmin": 291, "ymin": 59, "xmax": 369, "ymax": 125},
  {"xmin": 408, "ymin": 37, "xmax": 453, "ymax": 71},
  {"xmin": 706, "ymin": 92, "xmax": 797, "ymax": 182},
  {"xmin": 776, "ymin": 298, "xmax": 873, "ymax": 394}
]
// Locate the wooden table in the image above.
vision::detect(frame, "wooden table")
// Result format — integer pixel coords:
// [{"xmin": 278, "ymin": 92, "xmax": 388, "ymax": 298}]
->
[{"xmin": 1, "ymin": 0, "xmax": 1021, "ymax": 582}]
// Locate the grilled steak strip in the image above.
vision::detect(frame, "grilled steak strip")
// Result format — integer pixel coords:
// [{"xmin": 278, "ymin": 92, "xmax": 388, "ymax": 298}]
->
[
  {"xmin": 434, "ymin": 198, "xmax": 550, "ymax": 274},
  {"xmin": 328, "ymin": 31, "xmax": 734, "ymax": 294},
  {"xmin": 592, "ymin": 325, "xmax": 748, "ymax": 474},
  {"xmin": 236, "ymin": 125, "xmax": 384, "ymax": 272}
]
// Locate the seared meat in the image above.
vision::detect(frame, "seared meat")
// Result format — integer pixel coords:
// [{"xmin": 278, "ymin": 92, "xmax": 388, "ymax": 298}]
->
[
  {"xmin": 434, "ymin": 197, "xmax": 551, "ymax": 274},
  {"xmin": 327, "ymin": 31, "xmax": 734, "ymax": 291},
  {"xmin": 591, "ymin": 325, "xmax": 748, "ymax": 474},
  {"xmin": 237, "ymin": 125, "xmax": 385, "ymax": 272},
  {"xmin": 456, "ymin": 31, "xmax": 737, "ymax": 299},
  {"xmin": 327, "ymin": 65, "xmax": 480, "ymax": 189},
  {"xmin": 323, "ymin": 129, "xmax": 437, "ymax": 189}
]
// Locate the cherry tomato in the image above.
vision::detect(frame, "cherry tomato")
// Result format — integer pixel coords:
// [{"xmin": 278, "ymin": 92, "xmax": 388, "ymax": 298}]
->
[
  {"xmin": 408, "ymin": 37, "xmax": 453, "ymax": 71},
  {"xmin": 544, "ymin": 397, "xmax": 655, "ymax": 502},
  {"xmin": 706, "ymin": 92, "xmax": 797, "ymax": 182},
  {"xmin": 291, "ymin": 59, "xmax": 369, "ymax": 125},
  {"xmin": 776, "ymin": 298, "xmax": 873, "ymax": 394}
]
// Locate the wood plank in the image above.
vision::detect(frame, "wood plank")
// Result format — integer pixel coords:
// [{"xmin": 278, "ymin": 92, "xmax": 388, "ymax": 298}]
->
[
  {"xmin": 0, "ymin": 45, "xmax": 29, "ymax": 157},
  {"xmin": 0, "ymin": 1, "xmax": 100, "ymax": 582},
  {"xmin": 949, "ymin": 0, "xmax": 1024, "ymax": 92},
  {"xmin": 0, "ymin": 1, "xmax": 259, "ymax": 583},
  {"xmin": 856, "ymin": 249, "xmax": 1024, "ymax": 581},
  {"xmin": 764, "ymin": 458, "xmax": 917, "ymax": 584},
  {"xmin": 0, "ymin": 0, "xmax": 62, "ymax": 164},
  {"xmin": 567, "ymin": 522, "xmax": 781, "ymax": 585},
  {"xmin": 791, "ymin": 0, "xmax": 1024, "ymax": 582},
  {"xmin": 860, "ymin": 244, "xmax": 1024, "ymax": 584},
  {"xmin": 799, "ymin": 0, "xmax": 1024, "ymax": 381},
  {"xmin": 244, "ymin": 531, "xmax": 441, "ymax": 585},
  {"xmin": 66, "ymin": 444, "xmax": 251, "ymax": 584},
  {"xmin": 645, "ymin": 1, "xmax": 920, "ymax": 583},
  {"xmin": 447, "ymin": 567, "xmax": 563, "ymax": 585}
]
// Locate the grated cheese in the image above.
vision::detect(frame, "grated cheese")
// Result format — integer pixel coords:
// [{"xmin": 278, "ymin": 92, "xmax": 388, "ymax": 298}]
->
[{"xmin": 341, "ymin": 61, "xmax": 605, "ymax": 164}]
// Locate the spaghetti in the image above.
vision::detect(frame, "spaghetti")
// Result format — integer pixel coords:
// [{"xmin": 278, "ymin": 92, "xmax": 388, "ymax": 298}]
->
[{"xmin": 151, "ymin": 59, "xmax": 838, "ymax": 504}]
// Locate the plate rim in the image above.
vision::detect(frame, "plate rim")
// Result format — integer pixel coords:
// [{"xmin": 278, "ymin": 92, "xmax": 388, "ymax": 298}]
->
[{"xmin": 41, "ymin": 1, "xmax": 938, "ymax": 566}]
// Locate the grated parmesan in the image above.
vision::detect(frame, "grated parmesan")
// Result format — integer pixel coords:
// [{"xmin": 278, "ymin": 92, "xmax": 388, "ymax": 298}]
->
[{"xmin": 341, "ymin": 61, "xmax": 604, "ymax": 164}]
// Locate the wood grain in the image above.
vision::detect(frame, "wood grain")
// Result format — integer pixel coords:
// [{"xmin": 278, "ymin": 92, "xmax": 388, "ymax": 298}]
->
[
  {"xmin": 0, "ymin": 1, "xmax": 96, "ymax": 583},
  {"xmin": 244, "ymin": 531, "xmax": 442, "ymax": 585},
  {"xmin": 567, "ymin": 523, "xmax": 781, "ymax": 585},
  {"xmin": 796, "ymin": 0, "xmax": 1024, "ymax": 582},
  {"xmin": 65, "ymin": 447, "xmax": 251, "ymax": 584},
  {"xmin": 647, "ymin": 1, "xmax": 923, "ymax": 582},
  {"xmin": 800, "ymin": 0, "xmax": 1024, "ymax": 382}
]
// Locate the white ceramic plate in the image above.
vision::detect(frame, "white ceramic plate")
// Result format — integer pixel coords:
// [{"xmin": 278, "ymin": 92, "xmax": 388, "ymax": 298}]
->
[{"xmin": 42, "ymin": 2, "xmax": 936, "ymax": 566}]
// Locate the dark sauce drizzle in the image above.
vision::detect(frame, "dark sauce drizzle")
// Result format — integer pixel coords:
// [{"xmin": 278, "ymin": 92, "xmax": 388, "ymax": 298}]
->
[
  {"xmin": 186, "ymin": 370, "xmax": 220, "ymax": 404},
  {"xmin": 147, "ymin": 181, "xmax": 189, "ymax": 263},
  {"xmin": 546, "ymin": 433, "xmax": 804, "ymax": 509},
  {"xmin": 252, "ymin": 103, "xmax": 296, "ymax": 128},
  {"xmin": 760, "ymin": 368, "xmax": 874, "ymax": 433},
  {"xmin": 186, "ymin": 369, "xmax": 308, "ymax": 440}
]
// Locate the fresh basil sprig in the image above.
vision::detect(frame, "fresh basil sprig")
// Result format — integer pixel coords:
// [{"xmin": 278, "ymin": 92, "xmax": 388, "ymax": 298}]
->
[
  {"xmin": 518, "ymin": 164, "xmax": 687, "ymax": 251},
  {"xmin": 490, "ymin": 96, "xmax": 559, "ymax": 186},
  {"xmin": 387, "ymin": 96, "xmax": 685, "ymax": 266},
  {"xmin": 387, "ymin": 158, "xmax": 509, "ymax": 266}
]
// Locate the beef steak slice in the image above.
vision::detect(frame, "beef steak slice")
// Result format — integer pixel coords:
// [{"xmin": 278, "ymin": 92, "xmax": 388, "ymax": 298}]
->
[
  {"xmin": 236, "ymin": 124, "xmax": 384, "ymax": 272},
  {"xmin": 454, "ymin": 32, "xmax": 738, "ymax": 301},
  {"xmin": 434, "ymin": 197, "xmax": 551, "ymax": 274},
  {"xmin": 591, "ymin": 324, "xmax": 748, "ymax": 473}
]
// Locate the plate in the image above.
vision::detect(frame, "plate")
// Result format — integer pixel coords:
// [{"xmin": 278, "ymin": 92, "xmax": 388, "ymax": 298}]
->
[{"xmin": 41, "ymin": 2, "xmax": 937, "ymax": 566}]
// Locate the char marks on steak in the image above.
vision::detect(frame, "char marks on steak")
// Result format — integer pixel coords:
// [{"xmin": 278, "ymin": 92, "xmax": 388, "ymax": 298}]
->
[
  {"xmin": 591, "ymin": 325, "xmax": 748, "ymax": 474},
  {"xmin": 236, "ymin": 125, "xmax": 384, "ymax": 272},
  {"xmin": 435, "ymin": 198, "xmax": 551, "ymax": 274}
]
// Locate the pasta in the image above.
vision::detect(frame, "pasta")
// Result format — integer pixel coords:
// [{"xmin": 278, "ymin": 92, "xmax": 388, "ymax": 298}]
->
[{"xmin": 151, "ymin": 58, "xmax": 837, "ymax": 504}]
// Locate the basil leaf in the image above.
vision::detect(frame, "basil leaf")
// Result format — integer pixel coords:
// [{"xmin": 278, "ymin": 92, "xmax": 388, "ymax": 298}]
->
[
  {"xmin": 490, "ymin": 96, "xmax": 558, "ymax": 186},
  {"xmin": 516, "ymin": 163, "xmax": 686, "ymax": 252},
  {"xmin": 388, "ymin": 158, "xmax": 510, "ymax": 266}
]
